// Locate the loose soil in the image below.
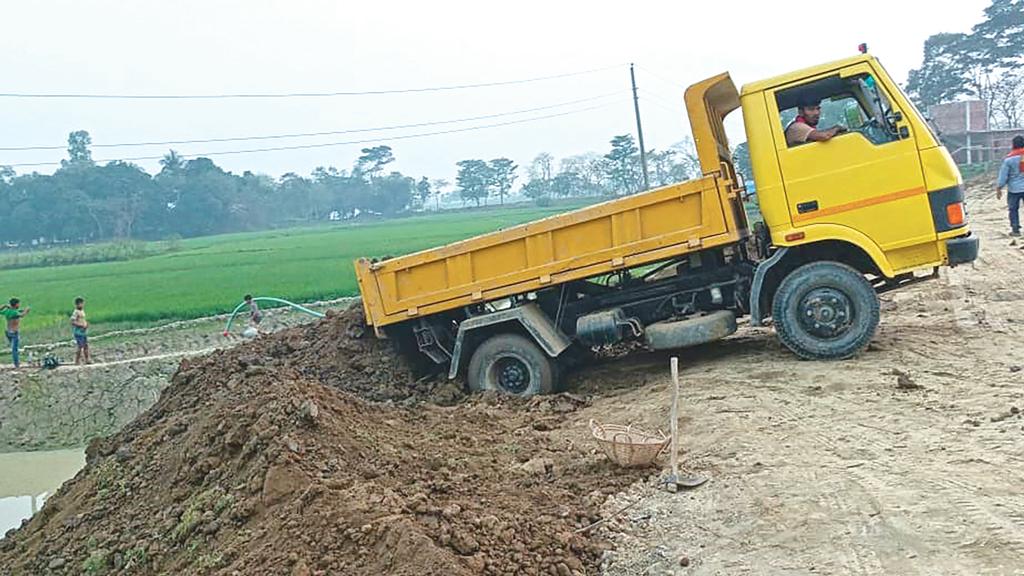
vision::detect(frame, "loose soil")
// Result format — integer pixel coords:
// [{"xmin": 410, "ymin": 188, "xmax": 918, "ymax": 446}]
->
[{"xmin": 0, "ymin": 307, "xmax": 636, "ymax": 576}]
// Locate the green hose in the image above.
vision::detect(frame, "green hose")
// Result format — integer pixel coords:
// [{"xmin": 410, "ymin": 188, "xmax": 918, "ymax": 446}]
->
[{"xmin": 222, "ymin": 297, "xmax": 324, "ymax": 336}]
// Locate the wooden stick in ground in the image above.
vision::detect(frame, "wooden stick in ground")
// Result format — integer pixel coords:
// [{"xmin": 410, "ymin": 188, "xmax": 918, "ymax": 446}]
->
[
  {"xmin": 573, "ymin": 496, "xmax": 647, "ymax": 534},
  {"xmin": 670, "ymin": 356, "xmax": 680, "ymax": 480}
]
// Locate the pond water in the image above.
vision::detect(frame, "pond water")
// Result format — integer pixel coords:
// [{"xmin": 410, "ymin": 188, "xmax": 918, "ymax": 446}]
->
[{"xmin": 0, "ymin": 449, "xmax": 85, "ymax": 535}]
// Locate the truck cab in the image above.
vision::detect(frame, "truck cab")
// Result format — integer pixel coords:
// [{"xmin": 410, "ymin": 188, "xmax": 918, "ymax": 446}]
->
[
  {"xmin": 736, "ymin": 55, "xmax": 978, "ymax": 355},
  {"xmin": 741, "ymin": 54, "xmax": 976, "ymax": 281}
]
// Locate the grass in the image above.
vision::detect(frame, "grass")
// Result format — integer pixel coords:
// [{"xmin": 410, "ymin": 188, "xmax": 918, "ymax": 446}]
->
[
  {"xmin": 958, "ymin": 161, "xmax": 1001, "ymax": 181},
  {"xmin": 123, "ymin": 548, "xmax": 148, "ymax": 572},
  {"xmin": 94, "ymin": 460, "xmax": 129, "ymax": 501},
  {"xmin": 0, "ymin": 239, "xmax": 181, "ymax": 271},
  {"xmin": 0, "ymin": 202, "xmax": 591, "ymax": 345},
  {"xmin": 81, "ymin": 549, "xmax": 109, "ymax": 575}
]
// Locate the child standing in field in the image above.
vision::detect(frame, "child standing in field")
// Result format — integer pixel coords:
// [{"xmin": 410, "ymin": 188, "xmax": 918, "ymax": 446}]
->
[
  {"xmin": 70, "ymin": 297, "xmax": 91, "ymax": 365},
  {"xmin": 2, "ymin": 298, "xmax": 30, "ymax": 369},
  {"xmin": 244, "ymin": 294, "xmax": 262, "ymax": 330}
]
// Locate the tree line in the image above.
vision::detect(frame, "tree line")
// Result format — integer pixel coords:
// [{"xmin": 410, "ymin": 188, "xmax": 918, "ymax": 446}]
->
[
  {"xmin": 0, "ymin": 129, "xmax": 720, "ymax": 246},
  {"xmin": 0, "ymin": 133, "xmax": 429, "ymax": 246},
  {"xmin": 461, "ymin": 134, "xmax": 705, "ymax": 206},
  {"xmin": 906, "ymin": 0, "xmax": 1024, "ymax": 128}
]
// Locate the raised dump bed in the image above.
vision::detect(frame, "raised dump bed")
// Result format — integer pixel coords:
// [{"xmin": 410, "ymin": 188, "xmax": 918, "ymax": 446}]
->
[{"xmin": 356, "ymin": 172, "xmax": 748, "ymax": 330}]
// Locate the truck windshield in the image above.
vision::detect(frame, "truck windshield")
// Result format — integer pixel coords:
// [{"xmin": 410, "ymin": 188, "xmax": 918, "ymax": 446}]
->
[
  {"xmin": 872, "ymin": 58, "xmax": 941, "ymax": 141},
  {"xmin": 858, "ymin": 75, "xmax": 896, "ymax": 132}
]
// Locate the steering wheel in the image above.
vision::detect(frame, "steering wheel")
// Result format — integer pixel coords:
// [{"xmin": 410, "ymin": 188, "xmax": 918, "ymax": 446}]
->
[
  {"xmin": 857, "ymin": 118, "xmax": 881, "ymax": 130},
  {"xmin": 851, "ymin": 118, "xmax": 888, "ymax": 144}
]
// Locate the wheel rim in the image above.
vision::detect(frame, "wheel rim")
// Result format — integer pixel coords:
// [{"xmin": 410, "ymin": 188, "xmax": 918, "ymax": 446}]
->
[
  {"xmin": 491, "ymin": 355, "xmax": 531, "ymax": 394},
  {"xmin": 798, "ymin": 287, "xmax": 854, "ymax": 339}
]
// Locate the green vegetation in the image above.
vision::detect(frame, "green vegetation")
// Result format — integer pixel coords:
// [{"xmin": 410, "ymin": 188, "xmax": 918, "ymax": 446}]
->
[
  {"xmin": 94, "ymin": 460, "xmax": 129, "ymax": 501},
  {"xmin": 81, "ymin": 549, "xmax": 110, "ymax": 575},
  {"xmin": 2, "ymin": 204, "xmax": 588, "ymax": 345},
  {"xmin": 907, "ymin": 0, "xmax": 1023, "ymax": 126},
  {"xmin": 170, "ymin": 507, "xmax": 203, "ymax": 544},
  {"xmin": 1, "ymin": 127, "xmax": 703, "ymax": 253},
  {"xmin": 213, "ymin": 493, "xmax": 235, "ymax": 515},
  {"xmin": 123, "ymin": 548, "xmax": 148, "ymax": 572},
  {"xmin": 17, "ymin": 207, "xmax": 593, "ymax": 341},
  {"xmin": 0, "ymin": 239, "xmax": 181, "ymax": 271},
  {"xmin": 958, "ymin": 161, "xmax": 1002, "ymax": 181},
  {"xmin": 170, "ymin": 489, "xmax": 218, "ymax": 543},
  {"xmin": 195, "ymin": 552, "xmax": 225, "ymax": 570}
]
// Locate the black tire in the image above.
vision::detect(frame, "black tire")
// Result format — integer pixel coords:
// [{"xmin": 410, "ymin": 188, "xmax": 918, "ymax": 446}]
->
[
  {"xmin": 772, "ymin": 261, "xmax": 879, "ymax": 360},
  {"xmin": 467, "ymin": 333, "xmax": 557, "ymax": 397}
]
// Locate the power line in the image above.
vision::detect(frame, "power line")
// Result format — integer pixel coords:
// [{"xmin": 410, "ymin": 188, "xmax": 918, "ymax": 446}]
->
[
  {"xmin": 0, "ymin": 65, "xmax": 624, "ymax": 99},
  {"xmin": 639, "ymin": 89, "xmax": 682, "ymax": 111},
  {"xmin": 635, "ymin": 65, "xmax": 688, "ymax": 91},
  {"xmin": 6, "ymin": 99, "xmax": 628, "ymax": 168},
  {"xmin": 640, "ymin": 96, "xmax": 683, "ymax": 117},
  {"xmin": 0, "ymin": 92, "xmax": 626, "ymax": 152}
]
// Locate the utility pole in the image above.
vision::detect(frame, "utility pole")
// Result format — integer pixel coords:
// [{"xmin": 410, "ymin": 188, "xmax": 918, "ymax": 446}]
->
[
  {"xmin": 630, "ymin": 63, "xmax": 650, "ymax": 191},
  {"xmin": 964, "ymin": 101, "xmax": 973, "ymax": 165}
]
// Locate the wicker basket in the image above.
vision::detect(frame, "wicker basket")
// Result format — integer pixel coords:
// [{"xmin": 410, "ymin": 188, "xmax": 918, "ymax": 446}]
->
[{"xmin": 590, "ymin": 419, "xmax": 670, "ymax": 468}]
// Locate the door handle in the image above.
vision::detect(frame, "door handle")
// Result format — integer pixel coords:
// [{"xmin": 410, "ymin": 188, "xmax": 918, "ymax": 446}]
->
[{"xmin": 797, "ymin": 200, "xmax": 819, "ymax": 214}]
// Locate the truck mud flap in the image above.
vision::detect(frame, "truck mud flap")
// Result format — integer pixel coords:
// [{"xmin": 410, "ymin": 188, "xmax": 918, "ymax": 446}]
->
[
  {"xmin": 448, "ymin": 303, "xmax": 571, "ymax": 380},
  {"xmin": 749, "ymin": 247, "xmax": 789, "ymax": 326}
]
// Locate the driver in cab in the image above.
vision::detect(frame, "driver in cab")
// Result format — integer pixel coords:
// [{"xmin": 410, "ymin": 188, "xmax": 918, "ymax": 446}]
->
[{"xmin": 785, "ymin": 98, "xmax": 847, "ymax": 146}]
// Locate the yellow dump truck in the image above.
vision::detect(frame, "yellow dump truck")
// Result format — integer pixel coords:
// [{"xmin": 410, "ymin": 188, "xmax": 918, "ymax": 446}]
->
[{"xmin": 355, "ymin": 52, "xmax": 978, "ymax": 397}]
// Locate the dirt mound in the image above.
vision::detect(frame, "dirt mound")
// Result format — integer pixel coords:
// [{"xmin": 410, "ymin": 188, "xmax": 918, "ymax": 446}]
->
[
  {"xmin": 0, "ymin": 305, "xmax": 635, "ymax": 575},
  {"xmin": 249, "ymin": 305, "xmax": 464, "ymax": 405}
]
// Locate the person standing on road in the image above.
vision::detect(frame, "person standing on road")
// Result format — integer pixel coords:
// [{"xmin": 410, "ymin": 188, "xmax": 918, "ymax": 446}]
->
[
  {"xmin": 70, "ymin": 296, "xmax": 91, "ymax": 365},
  {"xmin": 997, "ymin": 135, "xmax": 1024, "ymax": 237},
  {"xmin": 1, "ymin": 298, "xmax": 30, "ymax": 369}
]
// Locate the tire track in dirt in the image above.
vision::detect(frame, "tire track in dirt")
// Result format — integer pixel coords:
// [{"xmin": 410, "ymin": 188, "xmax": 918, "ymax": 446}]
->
[
  {"xmin": 717, "ymin": 380, "xmax": 893, "ymax": 575},
  {"xmin": 920, "ymin": 476, "xmax": 1024, "ymax": 573},
  {"xmin": 679, "ymin": 346, "xmax": 1016, "ymax": 573}
]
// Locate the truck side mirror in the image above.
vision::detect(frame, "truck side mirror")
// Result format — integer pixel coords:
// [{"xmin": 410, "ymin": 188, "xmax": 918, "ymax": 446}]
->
[
  {"xmin": 899, "ymin": 126, "xmax": 910, "ymax": 139},
  {"xmin": 893, "ymin": 111, "xmax": 903, "ymax": 122}
]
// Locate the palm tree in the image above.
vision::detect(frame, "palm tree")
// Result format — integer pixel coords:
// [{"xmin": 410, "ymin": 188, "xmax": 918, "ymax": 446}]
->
[{"xmin": 159, "ymin": 150, "xmax": 185, "ymax": 176}]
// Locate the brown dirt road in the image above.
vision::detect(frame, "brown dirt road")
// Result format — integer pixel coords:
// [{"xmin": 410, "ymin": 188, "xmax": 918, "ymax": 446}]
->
[{"xmin": 570, "ymin": 185, "xmax": 1024, "ymax": 575}]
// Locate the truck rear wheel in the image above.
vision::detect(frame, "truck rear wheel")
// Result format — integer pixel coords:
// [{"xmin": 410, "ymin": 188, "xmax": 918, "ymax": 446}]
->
[
  {"xmin": 467, "ymin": 333, "xmax": 557, "ymax": 397},
  {"xmin": 772, "ymin": 261, "xmax": 879, "ymax": 360}
]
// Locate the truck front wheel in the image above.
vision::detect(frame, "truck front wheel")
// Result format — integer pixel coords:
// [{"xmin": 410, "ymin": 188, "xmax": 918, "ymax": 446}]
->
[
  {"xmin": 467, "ymin": 333, "xmax": 557, "ymax": 397},
  {"xmin": 772, "ymin": 261, "xmax": 879, "ymax": 360}
]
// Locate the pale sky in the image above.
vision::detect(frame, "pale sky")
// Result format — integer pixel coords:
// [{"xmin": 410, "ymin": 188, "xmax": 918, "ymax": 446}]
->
[{"xmin": 0, "ymin": 0, "xmax": 991, "ymax": 182}]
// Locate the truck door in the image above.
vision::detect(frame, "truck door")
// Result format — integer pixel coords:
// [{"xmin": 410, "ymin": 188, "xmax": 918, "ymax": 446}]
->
[{"xmin": 770, "ymin": 63, "xmax": 935, "ymax": 255}]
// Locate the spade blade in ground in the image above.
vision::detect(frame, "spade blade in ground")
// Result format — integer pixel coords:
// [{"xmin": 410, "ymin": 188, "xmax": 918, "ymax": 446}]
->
[{"xmin": 661, "ymin": 474, "xmax": 709, "ymax": 490}]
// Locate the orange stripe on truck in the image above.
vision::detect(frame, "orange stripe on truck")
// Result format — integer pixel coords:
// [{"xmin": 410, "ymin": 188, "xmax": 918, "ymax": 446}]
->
[{"xmin": 792, "ymin": 186, "xmax": 926, "ymax": 223}]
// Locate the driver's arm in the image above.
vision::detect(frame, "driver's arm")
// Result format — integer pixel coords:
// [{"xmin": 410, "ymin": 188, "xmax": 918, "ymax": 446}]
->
[{"xmin": 806, "ymin": 126, "xmax": 846, "ymax": 142}]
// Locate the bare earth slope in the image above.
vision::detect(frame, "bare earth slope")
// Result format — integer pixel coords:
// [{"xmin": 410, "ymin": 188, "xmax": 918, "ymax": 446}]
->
[{"xmin": 0, "ymin": 308, "xmax": 635, "ymax": 575}]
